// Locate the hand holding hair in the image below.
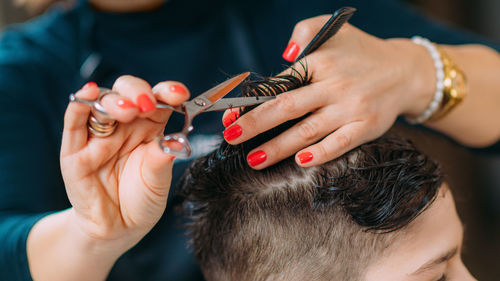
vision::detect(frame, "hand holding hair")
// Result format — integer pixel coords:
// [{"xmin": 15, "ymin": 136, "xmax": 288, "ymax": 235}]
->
[
  {"xmin": 223, "ymin": 15, "xmax": 500, "ymax": 169},
  {"xmin": 27, "ymin": 76, "xmax": 190, "ymax": 281}
]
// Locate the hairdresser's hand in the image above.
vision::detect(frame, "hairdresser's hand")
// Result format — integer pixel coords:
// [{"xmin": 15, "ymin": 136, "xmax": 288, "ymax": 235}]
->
[
  {"xmin": 223, "ymin": 15, "xmax": 435, "ymax": 168},
  {"xmin": 60, "ymin": 77, "xmax": 190, "ymax": 253}
]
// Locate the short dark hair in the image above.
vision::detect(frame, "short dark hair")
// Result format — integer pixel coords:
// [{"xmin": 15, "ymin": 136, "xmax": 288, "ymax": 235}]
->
[{"xmin": 179, "ymin": 70, "xmax": 443, "ymax": 281}]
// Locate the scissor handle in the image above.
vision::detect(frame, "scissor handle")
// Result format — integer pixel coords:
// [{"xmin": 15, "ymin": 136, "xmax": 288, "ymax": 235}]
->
[
  {"xmin": 158, "ymin": 133, "xmax": 193, "ymax": 159},
  {"xmin": 69, "ymin": 87, "xmax": 116, "ymax": 117}
]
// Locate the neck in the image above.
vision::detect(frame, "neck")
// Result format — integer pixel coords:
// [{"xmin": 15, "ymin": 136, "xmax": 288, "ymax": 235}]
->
[{"xmin": 89, "ymin": 0, "xmax": 164, "ymax": 12}]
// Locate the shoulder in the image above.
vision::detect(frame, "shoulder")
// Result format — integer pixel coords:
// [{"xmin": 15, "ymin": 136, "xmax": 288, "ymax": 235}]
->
[
  {"xmin": 0, "ymin": 4, "xmax": 84, "ymax": 99},
  {"xmin": 0, "ymin": 3, "xmax": 83, "ymax": 74}
]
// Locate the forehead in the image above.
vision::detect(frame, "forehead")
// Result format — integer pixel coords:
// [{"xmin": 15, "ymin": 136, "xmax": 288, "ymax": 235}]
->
[
  {"xmin": 364, "ymin": 185, "xmax": 463, "ymax": 280},
  {"xmin": 404, "ymin": 185, "xmax": 459, "ymax": 233}
]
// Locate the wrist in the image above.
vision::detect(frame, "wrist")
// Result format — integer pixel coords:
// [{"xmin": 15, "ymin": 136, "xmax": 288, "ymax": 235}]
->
[
  {"xmin": 66, "ymin": 209, "xmax": 133, "ymax": 259},
  {"xmin": 28, "ymin": 209, "xmax": 126, "ymax": 281},
  {"xmin": 388, "ymin": 38, "xmax": 437, "ymax": 117}
]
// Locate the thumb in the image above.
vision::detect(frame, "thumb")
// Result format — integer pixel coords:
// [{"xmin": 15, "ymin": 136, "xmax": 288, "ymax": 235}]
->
[
  {"xmin": 282, "ymin": 14, "xmax": 332, "ymax": 62},
  {"xmin": 140, "ymin": 140, "xmax": 176, "ymax": 199}
]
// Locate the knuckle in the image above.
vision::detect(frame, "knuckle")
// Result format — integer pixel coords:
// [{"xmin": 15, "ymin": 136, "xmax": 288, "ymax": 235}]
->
[
  {"xmin": 114, "ymin": 75, "xmax": 134, "ymax": 88},
  {"xmin": 294, "ymin": 20, "xmax": 315, "ymax": 40},
  {"xmin": 154, "ymin": 81, "xmax": 169, "ymax": 89},
  {"xmin": 316, "ymin": 142, "xmax": 329, "ymax": 161},
  {"xmin": 356, "ymin": 92, "xmax": 369, "ymax": 106},
  {"xmin": 152, "ymin": 82, "xmax": 170, "ymax": 96},
  {"xmin": 297, "ymin": 119, "xmax": 320, "ymax": 141},
  {"xmin": 335, "ymin": 133, "xmax": 352, "ymax": 150},
  {"xmin": 241, "ymin": 112, "xmax": 257, "ymax": 135},
  {"xmin": 63, "ymin": 122, "xmax": 78, "ymax": 133},
  {"xmin": 335, "ymin": 77, "xmax": 354, "ymax": 93},
  {"xmin": 351, "ymin": 94, "xmax": 370, "ymax": 114},
  {"xmin": 275, "ymin": 93, "xmax": 297, "ymax": 114},
  {"xmin": 113, "ymin": 75, "xmax": 150, "ymax": 93},
  {"xmin": 264, "ymin": 141, "xmax": 281, "ymax": 160}
]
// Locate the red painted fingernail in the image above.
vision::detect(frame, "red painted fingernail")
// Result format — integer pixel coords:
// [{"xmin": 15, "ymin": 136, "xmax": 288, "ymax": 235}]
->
[
  {"xmin": 170, "ymin": 84, "xmax": 188, "ymax": 95},
  {"xmin": 223, "ymin": 124, "xmax": 242, "ymax": 141},
  {"xmin": 222, "ymin": 111, "xmax": 240, "ymax": 127},
  {"xmin": 282, "ymin": 41, "xmax": 300, "ymax": 62},
  {"xmin": 298, "ymin": 152, "xmax": 313, "ymax": 164},
  {"xmin": 248, "ymin": 150, "xmax": 267, "ymax": 167},
  {"xmin": 117, "ymin": 99, "xmax": 136, "ymax": 109},
  {"xmin": 83, "ymin": 82, "xmax": 97, "ymax": 89},
  {"xmin": 137, "ymin": 94, "xmax": 155, "ymax": 113}
]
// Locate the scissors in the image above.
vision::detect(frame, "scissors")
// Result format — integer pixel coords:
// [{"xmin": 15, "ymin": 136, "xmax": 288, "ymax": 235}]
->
[
  {"xmin": 70, "ymin": 72, "xmax": 274, "ymax": 158},
  {"xmin": 156, "ymin": 71, "xmax": 275, "ymax": 158}
]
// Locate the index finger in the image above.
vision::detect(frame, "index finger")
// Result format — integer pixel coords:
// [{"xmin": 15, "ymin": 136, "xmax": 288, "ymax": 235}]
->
[
  {"xmin": 222, "ymin": 82, "xmax": 327, "ymax": 144},
  {"xmin": 282, "ymin": 14, "xmax": 332, "ymax": 62},
  {"xmin": 152, "ymin": 81, "xmax": 190, "ymax": 106},
  {"xmin": 61, "ymin": 83, "xmax": 100, "ymax": 156}
]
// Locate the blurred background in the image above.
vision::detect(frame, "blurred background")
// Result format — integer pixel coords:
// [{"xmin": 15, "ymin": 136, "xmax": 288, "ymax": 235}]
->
[{"xmin": 1, "ymin": 0, "xmax": 499, "ymax": 280}]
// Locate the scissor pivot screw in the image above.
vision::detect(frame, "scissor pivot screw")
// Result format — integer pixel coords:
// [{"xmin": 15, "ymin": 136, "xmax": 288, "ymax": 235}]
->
[{"xmin": 193, "ymin": 98, "xmax": 206, "ymax": 107}]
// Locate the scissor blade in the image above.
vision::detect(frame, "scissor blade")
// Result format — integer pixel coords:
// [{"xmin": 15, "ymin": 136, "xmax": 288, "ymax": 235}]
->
[
  {"xmin": 155, "ymin": 72, "xmax": 250, "ymax": 114},
  {"xmin": 201, "ymin": 72, "xmax": 250, "ymax": 104},
  {"xmin": 155, "ymin": 103, "xmax": 184, "ymax": 113},
  {"xmin": 204, "ymin": 96, "xmax": 276, "ymax": 112}
]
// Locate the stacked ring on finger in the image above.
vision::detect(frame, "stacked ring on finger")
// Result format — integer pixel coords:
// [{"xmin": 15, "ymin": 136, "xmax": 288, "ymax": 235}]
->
[
  {"xmin": 88, "ymin": 115, "xmax": 117, "ymax": 137},
  {"xmin": 69, "ymin": 87, "xmax": 118, "ymax": 137},
  {"xmin": 88, "ymin": 88, "xmax": 118, "ymax": 137}
]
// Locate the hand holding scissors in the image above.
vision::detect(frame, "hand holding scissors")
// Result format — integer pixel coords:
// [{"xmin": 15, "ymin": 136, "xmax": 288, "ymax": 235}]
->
[
  {"xmin": 70, "ymin": 72, "xmax": 275, "ymax": 158},
  {"xmin": 59, "ymin": 73, "xmax": 276, "ymax": 263}
]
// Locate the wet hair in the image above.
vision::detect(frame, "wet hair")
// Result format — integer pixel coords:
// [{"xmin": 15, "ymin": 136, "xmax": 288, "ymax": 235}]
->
[{"xmin": 179, "ymin": 68, "xmax": 443, "ymax": 281}]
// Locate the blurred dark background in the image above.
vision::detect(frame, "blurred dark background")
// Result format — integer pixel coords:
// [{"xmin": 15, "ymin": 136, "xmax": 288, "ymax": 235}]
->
[
  {"xmin": 400, "ymin": 2, "xmax": 500, "ymax": 281},
  {"xmin": 1, "ymin": 0, "xmax": 499, "ymax": 280},
  {"xmin": 392, "ymin": 123, "xmax": 500, "ymax": 281}
]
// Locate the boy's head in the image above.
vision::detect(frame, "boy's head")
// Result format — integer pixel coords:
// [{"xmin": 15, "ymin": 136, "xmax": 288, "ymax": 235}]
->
[{"xmin": 179, "ymin": 72, "xmax": 475, "ymax": 281}]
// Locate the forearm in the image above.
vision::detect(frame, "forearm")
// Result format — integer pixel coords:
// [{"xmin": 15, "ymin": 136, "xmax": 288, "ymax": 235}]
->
[
  {"xmin": 27, "ymin": 209, "xmax": 125, "ymax": 281},
  {"xmin": 425, "ymin": 44, "xmax": 500, "ymax": 147}
]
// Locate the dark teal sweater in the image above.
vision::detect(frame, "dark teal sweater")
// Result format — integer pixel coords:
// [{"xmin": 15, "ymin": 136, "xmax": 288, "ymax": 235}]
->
[{"xmin": 0, "ymin": 0, "xmax": 498, "ymax": 280}]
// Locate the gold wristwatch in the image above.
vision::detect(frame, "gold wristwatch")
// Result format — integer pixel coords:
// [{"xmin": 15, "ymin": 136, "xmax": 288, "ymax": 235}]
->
[{"xmin": 429, "ymin": 47, "xmax": 467, "ymax": 121}]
